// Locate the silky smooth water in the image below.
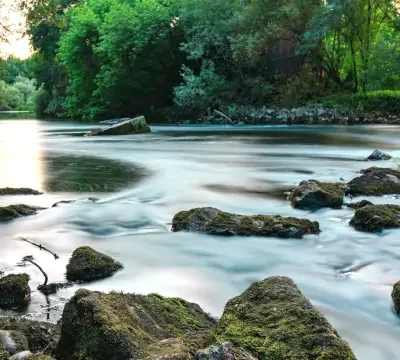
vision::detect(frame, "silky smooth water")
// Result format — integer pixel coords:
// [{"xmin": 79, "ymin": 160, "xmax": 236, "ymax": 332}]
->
[{"xmin": 1, "ymin": 119, "xmax": 400, "ymax": 359}]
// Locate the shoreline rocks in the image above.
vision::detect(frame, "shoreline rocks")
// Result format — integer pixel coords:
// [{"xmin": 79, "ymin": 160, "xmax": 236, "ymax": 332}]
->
[
  {"xmin": 66, "ymin": 246, "xmax": 123, "ymax": 282},
  {"xmin": 367, "ymin": 150, "xmax": 392, "ymax": 161},
  {"xmin": 217, "ymin": 276, "xmax": 356, "ymax": 360},
  {"xmin": 0, "ymin": 205, "xmax": 38, "ymax": 222},
  {"xmin": 0, "ymin": 274, "xmax": 30, "ymax": 309},
  {"xmin": 347, "ymin": 167, "xmax": 400, "ymax": 196},
  {"xmin": 289, "ymin": 180, "xmax": 344, "ymax": 209},
  {"xmin": 86, "ymin": 116, "xmax": 150, "ymax": 136},
  {"xmin": 172, "ymin": 207, "xmax": 320, "ymax": 239},
  {"xmin": 56, "ymin": 289, "xmax": 215, "ymax": 360},
  {"xmin": 0, "ymin": 188, "xmax": 42, "ymax": 196},
  {"xmin": 350, "ymin": 204, "xmax": 400, "ymax": 232}
]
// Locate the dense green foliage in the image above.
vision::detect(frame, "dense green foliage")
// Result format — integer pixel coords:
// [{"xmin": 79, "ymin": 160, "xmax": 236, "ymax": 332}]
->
[{"xmin": 3, "ymin": 0, "xmax": 399, "ymax": 120}]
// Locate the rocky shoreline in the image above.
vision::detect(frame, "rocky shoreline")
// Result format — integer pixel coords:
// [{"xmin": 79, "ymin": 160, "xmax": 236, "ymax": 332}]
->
[{"xmin": 0, "ymin": 149, "xmax": 400, "ymax": 359}]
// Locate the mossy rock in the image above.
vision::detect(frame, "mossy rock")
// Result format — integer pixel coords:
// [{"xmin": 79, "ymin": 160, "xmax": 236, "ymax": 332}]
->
[
  {"xmin": 346, "ymin": 200, "xmax": 373, "ymax": 210},
  {"xmin": 289, "ymin": 180, "xmax": 344, "ymax": 210},
  {"xmin": 56, "ymin": 289, "xmax": 215, "ymax": 360},
  {"xmin": 0, "ymin": 275, "xmax": 30, "ymax": 309},
  {"xmin": 66, "ymin": 246, "xmax": 123, "ymax": 282},
  {"xmin": 0, "ymin": 330, "xmax": 28, "ymax": 355},
  {"xmin": 0, "ymin": 346, "xmax": 9, "ymax": 360},
  {"xmin": 349, "ymin": 204, "xmax": 400, "ymax": 232},
  {"xmin": 172, "ymin": 207, "xmax": 320, "ymax": 239},
  {"xmin": 0, "ymin": 318, "xmax": 60, "ymax": 355},
  {"xmin": 392, "ymin": 281, "xmax": 400, "ymax": 314},
  {"xmin": 196, "ymin": 342, "xmax": 256, "ymax": 360},
  {"xmin": 87, "ymin": 116, "xmax": 150, "ymax": 136},
  {"xmin": 0, "ymin": 188, "xmax": 42, "ymax": 196},
  {"xmin": 217, "ymin": 277, "xmax": 356, "ymax": 360},
  {"xmin": 0, "ymin": 205, "xmax": 38, "ymax": 222},
  {"xmin": 347, "ymin": 167, "xmax": 400, "ymax": 196}
]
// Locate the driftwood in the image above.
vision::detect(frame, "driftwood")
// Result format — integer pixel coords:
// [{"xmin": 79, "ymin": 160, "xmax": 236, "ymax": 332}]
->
[
  {"xmin": 214, "ymin": 110, "xmax": 234, "ymax": 125},
  {"xmin": 21, "ymin": 256, "xmax": 48, "ymax": 287},
  {"xmin": 19, "ymin": 237, "xmax": 59, "ymax": 260}
]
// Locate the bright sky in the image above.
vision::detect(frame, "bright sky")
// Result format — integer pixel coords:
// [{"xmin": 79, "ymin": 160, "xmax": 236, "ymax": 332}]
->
[{"xmin": 0, "ymin": 0, "xmax": 31, "ymax": 59}]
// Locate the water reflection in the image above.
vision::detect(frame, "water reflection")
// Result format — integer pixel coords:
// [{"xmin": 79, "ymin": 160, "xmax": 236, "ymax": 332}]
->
[{"xmin": 0, "ymin": 120, "xmax": 44, "ymax": 190}]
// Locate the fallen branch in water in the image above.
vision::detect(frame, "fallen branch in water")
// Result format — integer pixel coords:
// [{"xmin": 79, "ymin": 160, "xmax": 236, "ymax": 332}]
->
[
  {"xmin": 21, "ymin": 255, "xmax": 48, "ymax": 287},
  {"xmin": 214, "ymin": 110, "xmax": 234, "ymax": 125},
  {"xmin": 19, "ymin": 237, "xmax": 59, "ymax": 260}
]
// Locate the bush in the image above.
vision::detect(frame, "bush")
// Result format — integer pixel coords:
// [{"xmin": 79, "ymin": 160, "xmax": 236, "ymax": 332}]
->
[{"xmin": 319, "ymin": 90, "xmax": 400, "ymax": 113}]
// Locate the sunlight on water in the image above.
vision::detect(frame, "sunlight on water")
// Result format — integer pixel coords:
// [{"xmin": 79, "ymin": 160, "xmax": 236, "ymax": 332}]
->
[{"xmin": 0, "ymin": 120, "xmax": 44, "ymax": 190}]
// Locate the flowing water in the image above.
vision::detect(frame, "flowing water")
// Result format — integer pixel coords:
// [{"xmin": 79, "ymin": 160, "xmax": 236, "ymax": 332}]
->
[{"xmin": 1, "ymin": 118, "xmax": 400, "ymax": 359}]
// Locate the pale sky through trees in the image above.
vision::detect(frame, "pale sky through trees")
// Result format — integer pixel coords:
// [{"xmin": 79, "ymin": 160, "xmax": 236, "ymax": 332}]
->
[{"xmin": 0, "ymin": 0, "xmax": 31, "ymax": 59}]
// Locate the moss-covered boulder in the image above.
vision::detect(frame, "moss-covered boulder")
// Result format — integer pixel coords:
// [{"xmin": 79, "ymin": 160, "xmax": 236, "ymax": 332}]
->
[
  {"xmin": 87, "ymin": 116, "xmax": 150, "ymax": 136},
  {"xmin": 347, "ymin": 167, "xmax": 400, "ymax": 196},
  {"xmin": 367, "ymin": 150, "xmax": 392, "ymax": 161},
  {"xmin": 217, "ymin": 277, "xmax": 356, "ymax": 360},
  {"xmin": 289, "ymin": 180, "xmax": 344, "ymax": 209},
  {"xmin": 350, "ymin": 204, "xmax": 400, "ymax": 232},
  {"xmin": 346, "ymin": 200, "xmax": 373, "ymax": 210},
  {"xmin": 0, "ymin": 330, "xmax": 28, "ymax": 355},
  {"xmin": 0, "ymin": 205, "xmax": 38, "ymax": 222},
  {"xmin": 66, "ymin": 246, "xmax": 123, "ymax": 282},
  {"xmin": 392, "ymin": 281, "xmax": 400, "ymax": 314},
  {"xmin": 0, "ymin": 318, "xmax": 60, "ymax": 355},
  {"xmin": 56, "ymin": 289, "xmax": 215, "ymax": 360},
  {"xmin": 0, "ymin": 274, "xmax": 30, "ymax": 309},
  {"xmin": 0, "ymin": 188, "xmax": 42, "ymax": 196},
  {"xmin": 172, "ymin": 207, "xmax": 320, "ymax": 239}
]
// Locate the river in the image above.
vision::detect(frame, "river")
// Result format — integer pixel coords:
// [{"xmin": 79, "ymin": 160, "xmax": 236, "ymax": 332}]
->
[{"xmin": 0, "ymin": 118, "xmax": 400, "ymax": 359}]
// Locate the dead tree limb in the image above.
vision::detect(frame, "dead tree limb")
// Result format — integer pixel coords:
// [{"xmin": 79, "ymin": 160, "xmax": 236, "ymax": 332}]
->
[
  {"xmin": 214, "ymin": 110, "xmax": 234, "ymax": 125},
  {"xmin": 19, "ymin": 237, "xmax": 59, "ymax": 260},
  {"xmin": 22, "ymin": 256, "xmax": 48, "ymax": 287}
]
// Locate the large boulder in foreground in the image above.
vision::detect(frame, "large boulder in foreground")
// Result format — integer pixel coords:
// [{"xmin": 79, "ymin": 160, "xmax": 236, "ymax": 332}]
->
[
  {"xmin": 0, "ymin": 188, "xmax": 42, "ymax": 196},
  {"xmin": 87, "ymin": 116, "xmax": 150, "ymax": 136},
  {"xmin": 56, "ymin": 289, "xmax": 215, "ymax": 360},
  {"xmin": 289, "ymin": 180, "xmax": 344, "ymax": 209},
  {"xmin": 367, "ymin": 150, "xmax": 392, "ymax": 161},
  {"xmin": 0, "ymin": 318, "xmax": 59, "ymax": 355},
  {"xmin": 392, "ymin": 281, "xmax": 400, "ymax": 314},
  {"xmin": 0, "ymin": 205, "xmax": 38, "ymax": 222},
  {"xmin": 66, "ymin": 246, "xmax": 123, "ymax": 282},
  {"xmin": 347, "ymin": 167, "xmax": 400, "ymax": 196},
  {"xmin": 0, "ymin": 274, "xmax": 30, "ymax": 309},
  {"xmin": 350, "ymin": 204, "xmax": 400, "ymax": 232},
  {"xmin": 217, "ymin": 277, "xmax": 356, "ymax": 360},
  {"xmin": 172, "ymin": 207, "xmax": 320, "ymax": 239}
]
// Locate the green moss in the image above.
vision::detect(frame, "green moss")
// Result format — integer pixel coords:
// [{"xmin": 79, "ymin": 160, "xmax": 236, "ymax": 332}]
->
[
  {"xmin": 33, "ymin": 356, "xmax": 55, "ymax": 360},
  {"xmin": 66, "ymin": 246, "xmax": 123, "ymax": 282},
  {"xmin": 392, "ymin": 282, "xmax": 400, "ymax": 314},
  {"xmin": 0, "ymin": 330, "xmax": 29, "ymax": 355},
  {"xmin": 56, "ymin": 289, "xmax": 215, "ymax": 360},
  {"xmin": 350, "ymin": 204, "xmax": 400, "ymax": 232},
  {"xmin": 172, "ymin": 208, "xmax": 320, "ymax": 239},
  {"xmin": 289, "ymin": 180, "xmax": 344, "ymax": 209},
  {"xmin": 217, "ymin": 277, "xmax": 356, "ymax": 360},
  {"xmin": 0, "ymin": 274, "xmax": 30, "ymax": 309},
  {"xmin": 347, "ymin": 167, "xmax": 400, "ymax": 196},
  {"xmin": 0, "ymin": 188, "xmax": 42, "ymax": 196},
  {"xmin": 0, "ymin": 205, "xmax": 38, "ymax": 221},
  {"xmin": 0, "ymin": 347, "xmax": 8, "ymax": 360}
]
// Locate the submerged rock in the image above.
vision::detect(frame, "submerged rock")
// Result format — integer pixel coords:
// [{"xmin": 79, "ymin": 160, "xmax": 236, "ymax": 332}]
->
[
  {"xmin": 196, "ymin": 342, "xmax": 256, "ymax": 360},
  {"xmin": 172, "ymin": 207, "xmax": 320, "ymax": 239},
  {"xmin": 66, "ymin": 246, "xmax": 123, "ymax": 282},
  {"xmin": 217, "ymin": 276, "xmax": 356, "ymax": 360},
  {"xmin": 37, "ymin": 282, "xmax": 73, "ymax": 295},
  {"xmin": 52, "ymin": 198, "xmax": 97, "ymax": 207},
  {"xmin": 0, "ymin": 205, "xmax": 38, "ymax": 222},
  {"xmin": 0, "ymin": 318, "xmax": 60, "ymax": 355},
  {"xmin": 350, "ymin": 204, "xmax": 400, "ymax": 232},
  {"xmin": 86, "ymin": 116, "xmax": 150, "ymax": 136},
  {"xmin": 289, "ymin": 180, "xmax": 344, "ymax": 209},
  {"xmin": 0, "ymin": 330, "xmax": 28, "ymax": 355},
  {"xmin": 347, "ymin": 200, "xmax": 373, "ymax": 210},
  {"xmin": 0, "ymin": 274, "xmax": 30, "ymax": 309},
  {"xmin": 347, "ymin": 167, "xmax": 400, "ymax": 196},
  {"xmin": 367, "ymin": 150, "xmax": 392, "ymax": 161},
  {"xmin": 0, "ymin": 188, "xmax": 42, "ymax": 196},
  {"xmin": 56, "ymin": 289, "xmax": 215, "ymax": 360},
  {"xmin": 392, "ymin": 281, "xmax": 400, "ymax": 314}
]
